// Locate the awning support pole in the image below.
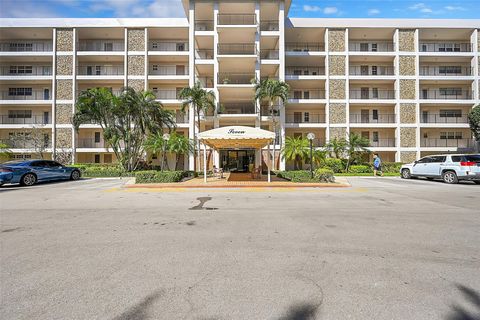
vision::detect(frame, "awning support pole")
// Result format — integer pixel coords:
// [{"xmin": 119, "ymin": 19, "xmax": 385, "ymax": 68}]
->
[
  {"xmin": 267, "ymin": 143, "xmax": 271, "ymax": 183},
  {"xmin": 203, "ymin": 143, "xmax": 207, "ymax": 183}
]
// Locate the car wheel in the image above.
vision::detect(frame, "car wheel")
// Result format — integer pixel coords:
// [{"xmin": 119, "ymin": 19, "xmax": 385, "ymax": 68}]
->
[
  {"xmin": 442, "ymin": 171, "xmax": 458, "ymax": 184},
  {"xmin": 401, "ymin": 169, "xmax": 411, "ymax": 179},
  {"xmin": 20, "ymin": 173, "xmax": 37, "ymax": 186},
  {"xmin": 70, "ymin": 170, "xmax": 81, "ymax": 181}
]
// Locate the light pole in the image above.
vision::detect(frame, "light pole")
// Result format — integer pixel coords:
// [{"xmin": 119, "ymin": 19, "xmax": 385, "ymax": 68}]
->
[
  {"xmin": 306, "ymin": 132, "xmax": 315, "ymax": 179},
  {"xmin": 161, "ymin": 133, "xmax": 170, "ymax": 171}
]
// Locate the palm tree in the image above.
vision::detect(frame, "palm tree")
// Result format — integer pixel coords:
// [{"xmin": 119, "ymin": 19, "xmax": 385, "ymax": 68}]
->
[
  {"xmin": 179, "ymin": 82, "xmax": 216, "ymax": 171},
  {"xmin": 345, "ymin": 132, "xmax": 370, "ymax": 172},
  {"xmin": 325, "ymin": 137, "xmax": 347, "ymax": 159},
  {"xmin": 168, "ymin": 132, "xmax": 194, "ymax": 170},
  {"xmin": 254, "ymin": 78, "xmax": 290, "ymax": 170},
  {"xmin": 144, "ymin": 132, "xmax": 168, "ymax": 169},
  {"xmin": 281, "ymin": 136, "xmax": 309, "ymax": 170}
]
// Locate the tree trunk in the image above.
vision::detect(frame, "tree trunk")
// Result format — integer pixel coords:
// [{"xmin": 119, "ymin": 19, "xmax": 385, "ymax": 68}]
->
[
  {"xmin": 270, "ymin": 101, "xmax": 276, "ymax": 171},
  {"xmin": 197, "ymin": 110, "xmax": 201, "ymax": 173}
]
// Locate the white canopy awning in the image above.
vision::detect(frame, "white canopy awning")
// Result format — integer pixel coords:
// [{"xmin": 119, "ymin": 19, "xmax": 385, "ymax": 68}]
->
[{"xmin": 198, "ymin": 126, "xmax": 275, "ymax": 149}]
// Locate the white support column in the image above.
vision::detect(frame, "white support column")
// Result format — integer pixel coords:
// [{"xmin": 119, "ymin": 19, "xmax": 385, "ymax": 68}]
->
[
  {"xmin": 71, "ymin": 27, "xmax": 77, "ymax": 164},
  {"xmin": 394, "ymin": 29, "xmax": 401, "ymax": 162},
  {"xmin": 267, "ymin": 143, "xmax": 271, "ymax": 182},
  {"xmin": 188, "ymin": 0, "xmax": 196, "ymax": 170},
  {"xmin": 52, "ymin": 28, "xmax": 57, "ymax": 159},
  {"xmin": 278, "ymin": 0, "xmax": 286, "ymax": 171},
  {"xmin": 213, "ymin": 0, "xmax": 220, "ymax": 129},
  {"xmin": 414, "ymin": 28, "xmax": 421, "ymax": 160},
  {"xmin": 203, "ymin": 142, "xmax": 207, "ymax": 183},
  {"xmin": 324, "ymin": 28, "xmax": 330, "ymax": 143}
]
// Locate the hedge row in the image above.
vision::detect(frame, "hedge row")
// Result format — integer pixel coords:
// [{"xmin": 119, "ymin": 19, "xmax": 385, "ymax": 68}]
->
[
  {"xmin": 134, "ymin": 171, "xmax": 185, "ymax": 183},
  {"xmin": 275, "ymin": 169, "xmax": 335, "ymax": 183},
  {"xmin": 316, "ymin": 159, "xmax": 403, "ymax": 174}
]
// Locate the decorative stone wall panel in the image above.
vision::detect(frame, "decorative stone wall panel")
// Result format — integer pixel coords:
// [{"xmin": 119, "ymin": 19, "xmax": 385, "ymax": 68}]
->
[
  {"xmin": 56, "ymin": 55, "xmax": 73, "ymax": 76},
  {"xmin": 329, "ymin": 56, "xmax": 346, "ymax": 76},
  {"xmin": 330, "ymin": 127, "xmax": 347, "ymax": 140},
  {"xmin": 56, "ymin": 28, "xmax": 73, "ymax": 51},
  {"xmin": 329, "ymin": 79, "xmax": 346, "ymax": 100},
  {"xmin": 398, "ymin": 29, "xmax": 415, "ymax": 52},
  {"xmin": 328, "ymin": 29, "xmax": 345, "ymax": 52},
  {"xmin": 127, "ymin": 55, "xmax": 145, "ymax": 76},
  {"xmin": 127, "ymin": 79, "xmax": 145, "ymax": 92},
  {"xmin": 399, "ymin": 56, "xmax": 416, "ymax": 76},
  {"xmin": 400, "ymin": 103, "xmax": 416, "ymax": 124},
  {"xmin": 56, "ymin": 104, "xmax": 73, "ymax": 124},
  {"xmin": 329, "ymin": 103, "xmax": 346, "ymax": 124},
  {"xmin": 127, "ymin": 29, "xmax": 145, "ymax": 51},
  {"xmin": 400, "ymin": 79, "xmax": 416, "ymax": 100},
  {"xmin": 400, "ymin": 151, "xmax": 417, "ymax": 164},
  {"xmin": 56, "ymin": 80, "xmax": 73, "ymax": 100},
  {"xmin": 400, "ymin": 127, "xmax": 416, "ymax": 147},
  {"xmin": 56, "ymin": 128, "xmax": 72, "ymax": 148}
]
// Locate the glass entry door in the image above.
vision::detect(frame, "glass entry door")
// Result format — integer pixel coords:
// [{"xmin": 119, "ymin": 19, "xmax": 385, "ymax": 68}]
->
[{"xmin": 220, "ymin": 149, "xmax": 255, "ymax": 172}]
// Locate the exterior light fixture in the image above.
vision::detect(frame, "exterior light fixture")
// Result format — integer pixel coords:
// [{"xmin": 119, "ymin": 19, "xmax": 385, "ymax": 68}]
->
[{"xmin": 306, "ymin": 132, "xmax": 315, "ymax": 178}]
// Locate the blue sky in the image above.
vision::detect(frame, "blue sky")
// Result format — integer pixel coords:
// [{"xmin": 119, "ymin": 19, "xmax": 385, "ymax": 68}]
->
[{"xmin": 1, "ymin": 0, "xmax": 479, "ymax": 19}]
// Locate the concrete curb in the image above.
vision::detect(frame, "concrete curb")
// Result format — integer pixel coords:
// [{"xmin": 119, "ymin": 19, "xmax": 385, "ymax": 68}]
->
[{"xmin": 125, "ymin": 182, "xmax": 351, "ymax": 189}]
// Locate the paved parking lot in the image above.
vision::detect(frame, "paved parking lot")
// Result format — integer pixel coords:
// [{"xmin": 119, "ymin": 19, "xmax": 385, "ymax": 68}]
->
[{"xmin": 1, "ymin": 177, "xmax": 479, "ymax": 319}]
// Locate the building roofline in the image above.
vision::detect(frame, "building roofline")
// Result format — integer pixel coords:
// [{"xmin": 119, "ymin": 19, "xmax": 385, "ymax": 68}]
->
[
  {"xmin": 0, "ymin": 18, "xmax": 189, "ymax": 28},
  {"xmin": 287, "ymin": 18, "xmax": 480, "ymax": 29}
]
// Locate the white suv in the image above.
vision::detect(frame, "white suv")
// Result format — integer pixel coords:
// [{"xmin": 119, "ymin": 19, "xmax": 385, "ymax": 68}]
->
[{"xmin": 400, "ymin": 154, "xmax": 480, "ymax": 184}]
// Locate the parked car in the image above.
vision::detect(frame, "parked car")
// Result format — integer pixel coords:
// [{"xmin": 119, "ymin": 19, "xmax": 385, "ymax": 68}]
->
[
  {"xmin": 0, "ymin": 160, "xmax": 81, "ymax": 186},
  {"xmin": 400, "ymin": 154, "xmax": 480, "ymax": 184}
]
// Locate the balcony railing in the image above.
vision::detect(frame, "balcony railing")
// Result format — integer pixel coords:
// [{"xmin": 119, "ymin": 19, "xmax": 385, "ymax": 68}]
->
[
  {"xmin": 195, "ymin": 49, "xmax": 214, "ymax": 59},
  {"xmin": 369, "ymin": 138, "xmax": 396, "ymax": 147},
  {"xmin": 349, "ymin": 89, "xmax": 395, "ymax": 100},
  {"xmin": 0, "ymin": 66, "xmax": 52, "ymax": 76},
  {"xmin": 285, "ymin": 42, "xmax": 324, "ymax": 52},
  {"xmin": 218, "ymin": 73, "xmax": 255, "ymax": 85},
  {"xmin": 419, "ymin": 42, "xmax": 472, "ymax": 53},
  {"xmin": 77, "ymin": 40, "xmax": 124, "ymax": 52},
  {"xmin": 152, "ymin": 89, "xmax": 179, "ymax": 100},
  {"xmin": 0, "ymin": 138, "xmax": 50, "ymax": 149},
  {"xmin": 419, "ymin": 66, "xmax": 473, "ymax": 76},
  {"xmin": 77, "ymin": 65, "xmax": 124, "ymax": 76},
  {"xmin": 260, "ymin": 105, "xmax": 281, "ymax": 117},
  {"xmin": 289, "ymin": 90, "xmax": 326, "ymax": 99},
  {"xmin": 175, "ymin": 113, "xmax": 189, "ymax": 124},
  {"xmin": 149, "ymin": 66, "xmax": 188, "ymax": 76},
  {"xmin": 78, "ymin": 138, "xmax": 106, "ymax": 148},
  {"xmin": 285, "ymin": 113, "xmax": 326, "ymax": 123},
  {"xmin": 218, "ymin": 103, "xmax": 256, "ymax": 114},
  {"xmin": 350, "ymin": 114, "xmax": 396, "ymax": 123},
  {"xmin": 0, "ymin": 41, "xmax": 52, "ymax": 52},
  {"xmin": 196, "ymin": 76, "xmax": 214, "ymax": 88},
  {"xmin": 260, "ymin": 49, "xmax": 279, "ymax": 60},
  {"xmin": 285, "ymin": 66, "xmax": 325, "ymax": 76},
  {"xmin": 349, "ymin": 66, "xmax": 394, "ymax": 76},
  {"xmin": 0, "ymin": 115, "xmax": 51, "ymax": 125},
  {"xmin": 1, "ymin": 90, "xmax": 51, "ymax": 100},
  {"xmin": 218, "ymin": 14, "xmax": 256, "ymax": 25},
  {"xmin": 195, "ymin": 20, "xmax": 214, "ymax": 31},
  {"xmin": 420, "ymin": 114, "xmax": 469, "ymax": 123},
  {"xmin": 217, "ymin": 43, "xmax": 256, "ymax": 55},
  {"xmin": 420, "ymin": 89, "xmax": 473, "ymax": 100},
  {"xmin": 149, "ymin": 41, "xmax": 188, "ymax": 51},
  {"xmin": 349, "ymin": 42, "xmax": 394, "ymax": 52},
  {"xmin": 260, "ymin": 20, "xmax": 279, "ymax": 31},
  {"xmin": 421, "ymin": 138, "xmax": 474, "ymax": 148}
]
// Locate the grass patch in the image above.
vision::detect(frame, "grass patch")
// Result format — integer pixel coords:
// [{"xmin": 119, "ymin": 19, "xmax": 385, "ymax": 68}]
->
[{"xmin": 335, "ymin": 172, "xmax": 399, "ymax": 177}]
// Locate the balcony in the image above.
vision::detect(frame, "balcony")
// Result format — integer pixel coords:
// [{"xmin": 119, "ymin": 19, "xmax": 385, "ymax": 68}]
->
[
  {"xmin": 77, "ymin": 65, "xmax": 124, "ymax": 76},
  {"xmin": 369, "ymin": 138, "xmax": 396, "ymax": 147},
  {"xmin": 350, "ymin": 114, "xmax": 396, "ymax": 123},
  {"xmin": 1, "ymin": 90, "xmax": 51, "ymax": 101},
  {"xmin": 420, "ymin": 114, "xmax": 468, "ymax": 124},
  {"xmin": 0, "ymin": 138, "xmax": 50, "ymax": 149},
  {"xmin": 419, "ymin": 42, "xmax": 472, "ymax": 53},
  {"xmin": 218, "ymin": 73, "xmax": 255, "ymax": 85},
  {"xmin": 195, "ymin": 20, "xmax": 214, "ymax": 31},
  {"xmin": 0, "ymin": 41, "xmax": 52, "ymax": 52},
  {"xmin": 217, "ymin": 43, "xmax": 256, "ymax": 55},
  {"xmin": 77, "ymin": 40, "xmax": 124, "ymax": 52},
  {"xmin": 174, "ymin": 112, "xmax": 189, "ymax": 124},
  {"xmin": 149, "ymin": 66, "xmax": 188, "ymax": 76},
  {"xmin": 196, "ymin": 76, "xmax": 214, "ymax": 88},
  {"xmin": 285, "ymin": 66, "xmax": 325, "ymax": 76},
  {"xmin": 349, "ymin": 89, "xmax": 395, "ymax": 100},
  {"xmin": 0, "ymin": 114, "xmax": 51, "ymax": 125},
  {"xmin": 152, "ymin": 89, "xmax": 180, "ymax": 100},
  {"xmin": 349, "ymin": 66, "xmax": 394, "ymax": 76},
  {"xmin": 195, "ymin": 49, "xmax": 214, "ymax": 59},
  {"xmin": 0, "ymin": 66, "xmax": 52, "ymax": 76},
  {"xmin": 217, "ymin": 14, "xmax": 256, "ymax": 25},
  {"xmin": 419, "ymin": 66, "xmax": 473, "ymax": 76},
  {"xmin": 349, "ymin": 42, "xmax": 394, "ymax": 52},
  {"xmin": 286, "ymin": 113, "xmax": 325, "ymax": 123},
  {"xmin": 149, "ymin": 41, "xmax": 188, "ymax": 52},
  {"xmin": 420, "ymin": 89, "xmax": 473, "ymax": 100},
  {"xmin": 78, "ymin": 138, "xmax": 107, "ymax": 148},
  {"xmin": 421, "ymin": 138, "xmax": 474, "ymax": 148},
  {"xmin": 260, "ymin": 21, "xmax": 279, "ymax": 31},
  {"xmin": 289, "ymin": 90, "xmax": 326, "ymax": 100},
  {"xmin": 285, "ymin": 42, "xmax": 324, "ymax": 52},
  {"xmin": 218, "ymin": 103, "xmax": 256, "ymax": 114},
  {"xmin": 260, "ymin": 49, "xmax": 279, "ymax": 60}
]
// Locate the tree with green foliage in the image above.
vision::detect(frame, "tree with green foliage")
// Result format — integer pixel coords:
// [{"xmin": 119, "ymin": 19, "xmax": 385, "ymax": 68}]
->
[
  {"xmin": 144, "ymin": 131, "xmax": 168, "ymax": 169},
  {"xmin": 345, "ymin": 133, "xmax": 371, "ymax": 172},
  {"xmin": 73, "ymin": 87, "xmax": 175, "ymax": 171},
  {"xmin": 0, "ymin": 143, "xmax": 12, "ymax": 163},
  {"xmin": 468, "ymin": 104, "xmax": 480, "ymax": 151},
  {"xmin": 325, "ymin": 137, "xmax": 347, "ymax": 159},
  {"xmin": 168, "ymin": 132, "xmax": 194, "ymax": 170},
  {"xmin": 281, "ymin": 136, "xmax": 309, "ymax": 170},
  {"xmin": 179, "ymin": 82, "xmax": 216, "ymax": 171},
  {"xmin": 253, "ymin": 78, "xmax": 290, "ymax": 170}
]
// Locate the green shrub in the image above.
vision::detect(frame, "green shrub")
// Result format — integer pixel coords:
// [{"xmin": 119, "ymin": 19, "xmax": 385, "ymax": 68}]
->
[
  {"xmin": 314, "ymin": 168, "xmax": 335, "ymax": 183},
  {"xmin": 80, "ymin": 166, "xmax": 132, "ymax": 177},
  {"xmin": 348, "ymin": 165, "xmax": 371, "ymax": 174},
  {"xmin": 381, "ymin": 162, "xmax": 403, "ymax": 173},
  {"xmin": 135, "ymin": 170, "xmax": 185, "ymax": 183},
  {"xmin": 318, "ymin": 158, "xmax": 345, "ymax": 173}
]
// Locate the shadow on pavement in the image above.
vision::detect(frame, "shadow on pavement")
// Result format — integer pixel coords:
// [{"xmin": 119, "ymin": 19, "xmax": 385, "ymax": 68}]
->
[
  {"xmin": 112, "ymin": 291, "xmax": 163, "ymax": 320},
  {"xmin": 278, "ymin": 302, "xmax": 320, "ymax": 320},
  {"xmin": 446, "ymin": 284, "xmax": 480, "ymax": 320}
]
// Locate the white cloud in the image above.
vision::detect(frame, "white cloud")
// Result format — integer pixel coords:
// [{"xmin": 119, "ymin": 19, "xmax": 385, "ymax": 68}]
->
[
  {"xmin": 444, "ymin": 5, "xmax": 466, "ymax": 11},
  {"xmin": 408, "ymin": 2, "xmax": 440, "ymax": 14},
  {"xmin": 303, "ymin": 5, "xmax": 321, "ymax": 12},
  {"xmin": 323, "ymin": 7, "xmax": 338, "ymax": 14},
  {"xmin": 368, "ymin": 8, "xmax": 380, "ymax": 16}
]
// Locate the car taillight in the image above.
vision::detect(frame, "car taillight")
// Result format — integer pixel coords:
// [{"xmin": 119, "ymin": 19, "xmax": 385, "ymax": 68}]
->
[
  {"xmin": 460, "ymin": 161, "xmax": 476, "ymax": 166},
  {"xmin": 0, "ymin": 168, "xmax": 13, "ymax": 172}
]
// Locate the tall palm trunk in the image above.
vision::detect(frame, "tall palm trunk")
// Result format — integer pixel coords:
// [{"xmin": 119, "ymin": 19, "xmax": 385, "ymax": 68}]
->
[
  {"xmin": 196, "ymin": 109, "xmax": 201, "ymax": 172},
  {"xmin": 270, "ymin": 100, "xmax": 276, "ymax": 171}
]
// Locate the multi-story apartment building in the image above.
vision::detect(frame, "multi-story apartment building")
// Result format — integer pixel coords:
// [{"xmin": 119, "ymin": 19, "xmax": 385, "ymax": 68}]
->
[{"xmin": 0, "ymin": 0, "xmax": 479, "ymax": 171}]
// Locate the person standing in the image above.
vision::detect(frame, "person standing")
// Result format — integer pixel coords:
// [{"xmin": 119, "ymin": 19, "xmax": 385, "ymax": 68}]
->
[{"xmin": 373, "ymin": 153, "xmax": 383, "ymax": 177}]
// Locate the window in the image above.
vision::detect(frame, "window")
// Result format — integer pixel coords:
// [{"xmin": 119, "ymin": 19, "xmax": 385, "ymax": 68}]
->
[
  {"xmin": 8, "ymin": 88, "xmax": 33, "ymax": 96},
  {"xmin": 417, "ymin": 157, "xmax": 432, "ymax": 164},
  {"xmin": 304, "ymin": 112, "xmax": 310, "ymax": 123},
  {"xmin": 152, "ymin": 64, "xmax": 158, "ymax": 71},
  {"xmin": 95, "ymin": 65, "xmax": 101, "ymax": 75},
  {"xmin": 31, "ymin": 161, "xmax": 47, "ymax": 167},
  {"xmin": 451, "ymin": 155, "xmax": 480, "ymax": 163},
  {"xmin": 360, "ymin": 43, "xmax": 368, "ymax": 51},
  {"xmin": 439, "ymin": 110, "xmax": 461, "ymax": 118},
  {"xmin": 371, "ymin": 66, "xmax": 377, "ymax": 75},
  {"xmin": 13, "ymin": 154, "xmax": 31, "ymax": 159},
  {"xmin": 371, "ymin": 43, "xmax": 378, "ymax": 52},
  {"xmin": 372, "ymin": 88, "xmax": 379, "ymax": 99},
  {"xmin": 430, "ymin": 156, "xmax": 446, "ymax": 163},
  {"xmin": 94, "ymin": 154, "xmax": 100, "ymax": 163},
  {"xmin": 152, "ymin": 42, "xmax": 158, "ymax": 49},
  {"xmin": 372, "ymin": 110, "xmax": 379, "ymax": 120},
  {"xmin": 303, "ymin": 91, "xmax": 310, "ymax": 99},
  {"xmin": 372, "ymin": 132, "xmax": 379, "ymax": 142},
  {"xmin": 8, "ymin": 110, "xmax": 32, "ymax": 118},
  {"xmin": 439, "ymin": 66, "xmax": 462, "ymax": 75},
  {"xmin": 439, "ymin": 88, "xmax": 462, "ymax": 97},
  {"xmin": 293, "ymin": 91, "xmax": 302, "ymax": 99},
  {"xmin": 440, "ymin": 132, "xmax": 463, "ymax": 139},
  {"xmin": 94, "ymin": 132, "xmax": 101, "ymax": 143}
]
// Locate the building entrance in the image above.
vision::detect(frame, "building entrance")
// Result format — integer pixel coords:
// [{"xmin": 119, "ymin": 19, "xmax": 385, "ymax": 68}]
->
[{"xmin": 220, "ymin": 149, "xmax": 255, "ymax": 172}]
